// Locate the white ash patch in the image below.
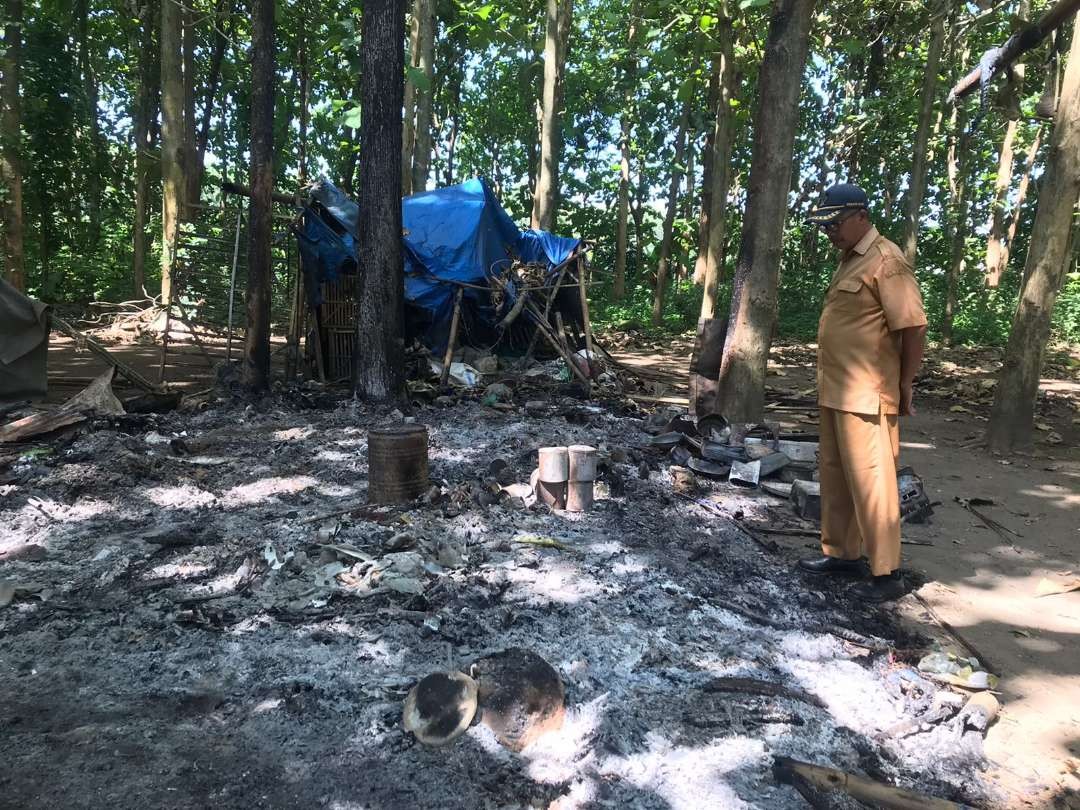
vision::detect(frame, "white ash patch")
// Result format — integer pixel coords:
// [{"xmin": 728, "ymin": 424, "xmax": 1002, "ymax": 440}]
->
[{"xmin": 144, "ymin": 482, "xmax": 217, "ymax": 509}]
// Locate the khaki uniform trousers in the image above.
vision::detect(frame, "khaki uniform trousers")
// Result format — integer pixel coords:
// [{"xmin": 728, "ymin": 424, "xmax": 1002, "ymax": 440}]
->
[{"xmin": 818, "ymin": 406, "xmax": 901, "ymax": 576}]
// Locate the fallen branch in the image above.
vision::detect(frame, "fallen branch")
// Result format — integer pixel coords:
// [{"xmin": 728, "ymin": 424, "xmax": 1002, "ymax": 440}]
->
[
  {"xmin": 772, "ymin": 756, "xmax": 967, "ymax": 810},
  {"xmin": 0, "ymin": 369, "xmax": 124, "ymax": 444},
  {"xmin": 298, "ymin": 503, "xmax": 400, "ymax": 525},
  {"xmin": 703, "ymin": 676, "xmax": 826, "ymax": 709},
  {"xmin": 710, "ymin": 596, "xmax": 891, "ymax": 653},
  {"xmin": 52, "ymin": 316, "xmax": 164, "ymax": 393}
]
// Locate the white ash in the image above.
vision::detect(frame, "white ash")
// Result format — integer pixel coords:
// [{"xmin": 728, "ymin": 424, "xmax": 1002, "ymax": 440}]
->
[{"xmin": 0, "ymin": 397, "xmax": 994, "ymax": 809}]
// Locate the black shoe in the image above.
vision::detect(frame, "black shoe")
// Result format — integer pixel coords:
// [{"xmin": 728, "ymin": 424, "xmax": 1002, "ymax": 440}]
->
[
  {"xmin": 851, "ymin": 571, "xmax": 906, "ymax": 602},
  {"xmin": 797, "ymin": 556, "xmax": 866, "ymax": 575}
]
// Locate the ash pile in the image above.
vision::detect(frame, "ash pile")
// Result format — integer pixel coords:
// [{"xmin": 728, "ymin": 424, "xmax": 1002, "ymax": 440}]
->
[{"xmin": 0, "ymin": 384, "xmax": 997, "ymax": 809}]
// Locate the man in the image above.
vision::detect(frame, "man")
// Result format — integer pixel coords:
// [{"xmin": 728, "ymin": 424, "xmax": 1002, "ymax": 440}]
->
[{"xmin": 799, "ymin": 183, "xmax": 927, "ymax": 602}]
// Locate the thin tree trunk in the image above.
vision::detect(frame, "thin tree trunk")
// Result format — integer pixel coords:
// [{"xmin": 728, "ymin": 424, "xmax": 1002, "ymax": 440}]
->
[
  {"xmin": 693, "ymin": 63, "xmax": 718, "ymax": 287},
  {"xmin": 354, "ymin": 0, "xmax": 406, "ymax": 401},
  {"xmin": 244, "ymin": 0, "xmax": 275, "ymax": 391},
  {"xmin": 943, "ymin": 110, "xmax": 971, "ymax": 345},
  {"xmin": 401, "ymin": 0, "xmax": 422, "ymax": 195},
  {"xmin": 0, "ymin": 0, "xmax": 25, "ymax": 291},
  {"xmin": 190, "ymin": 0, "xmax": 232, "ymax": 206},
  {"xmin": 160, "ymin": 0, "xmax": 185, "ymax": 304},
  {"xmin": 995, "ymin": 125, "xmax": 1044, "ymax": 285},
  {"xmin": 901, "ymin": 6, "xmax": 946, "ymax": 263},
  {"xmin": 988, "ymin": 26, "xmax": 1080, "ymax": 452},
  {"xmin": 714, "ymin": 0, "xmax": 816, "ymax": 421},
  {"xmin": 411, "ymin": 0, "xmax": 435, "ymax": 193},
  {"xmin": 700, "ymin": 18, "xmax": 736, "ymax": 321},
  {"xmin": 531, "ymin": 0, "xmax": 572, "ymax": 231},
  {"xmin": 298, "ymin": 13, "xmax": 310, "ymax": 185},
  {"xmin": 650, "ymin": 95, "xmax": 692, "ymax": 326},
  {"xmin": 341, "ymin": 129, "xmax": 359, "ymax": 195},
  {"xmin": 613, "ymin": 0, "xmax": 638, "ymax": 301},
  {"xmin": 129, "ymin": 0, "xmax": 158, "ymax": 296},
  {"xmin": 76, "ymin": 0, "xmax": 104, "ymax": 251}
]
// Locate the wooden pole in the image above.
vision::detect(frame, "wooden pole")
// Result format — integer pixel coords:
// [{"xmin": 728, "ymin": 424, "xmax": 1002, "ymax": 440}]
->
[
  {"xmin": 440, "ymin": 286, "xmax": 464, "ymax": 388},
  {"xmin": 522, "ymin": 254, "xmax": 574, "ymax": 365},
  {"xmin": 576, "ymin": 255, "xmax": 595, "ymax": 371},
  {"xmin": 771, "ymin": 757, "xmax": 965, "ymax": 810},
  {"xmin": 521, "ymin": 298, "xmax": 591, "ymax": 386}
]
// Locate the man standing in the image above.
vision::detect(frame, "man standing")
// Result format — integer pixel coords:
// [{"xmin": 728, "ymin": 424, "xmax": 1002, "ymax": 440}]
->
[{"xmin": 798, "ymin": 184, "xmax": 927, "ymax": 602}]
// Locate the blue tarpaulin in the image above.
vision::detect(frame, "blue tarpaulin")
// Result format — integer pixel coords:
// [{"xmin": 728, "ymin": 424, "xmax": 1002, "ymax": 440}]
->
[{"xmin": 295, "ymin": 177, "xmax": 582, "ymax": 353}]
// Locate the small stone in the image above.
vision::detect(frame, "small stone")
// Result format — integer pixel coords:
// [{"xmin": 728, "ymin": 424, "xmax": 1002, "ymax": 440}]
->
[
  {"xmin": 474, "ymin": 355, "xmax": 499, "ymax": 374},
  {"xmin": 434, "ymin": 396, "xmax": 455, "ymax": 408},
  {"xmin": 385, "ymin": 532, "xmax": 416, "ymax": 551},
  {"xmin": 484, "ymin": 383, "xmax": 513, "ymax": 403}
]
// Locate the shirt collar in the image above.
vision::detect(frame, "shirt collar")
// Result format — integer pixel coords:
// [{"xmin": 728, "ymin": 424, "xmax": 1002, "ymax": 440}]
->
[{"xmin": 850, "ymin": 225, "xmax": 878, "ymax": 257}]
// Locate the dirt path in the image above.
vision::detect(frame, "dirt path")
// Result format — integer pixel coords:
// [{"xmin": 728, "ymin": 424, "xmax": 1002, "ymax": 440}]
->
[{"xmin": 607, "ymin": 336, "xmax": 1080, "ymax": 808}]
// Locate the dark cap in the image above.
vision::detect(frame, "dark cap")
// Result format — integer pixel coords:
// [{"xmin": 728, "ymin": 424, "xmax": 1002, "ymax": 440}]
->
[{"xmin": 806, "ymin": 183, "xmax": 869, "ymax": 225}]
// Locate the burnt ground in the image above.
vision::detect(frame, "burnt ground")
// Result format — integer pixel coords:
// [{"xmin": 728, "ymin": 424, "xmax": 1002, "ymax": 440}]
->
[{"xmin": 1, "ymin": 374, "xmax": 1003, "ymax": 810}]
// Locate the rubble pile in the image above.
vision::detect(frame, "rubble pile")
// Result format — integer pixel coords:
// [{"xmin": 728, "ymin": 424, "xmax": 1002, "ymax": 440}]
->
[{"xmin": 0, "ymin": 384, "xmax": 994, "ymax": 809}]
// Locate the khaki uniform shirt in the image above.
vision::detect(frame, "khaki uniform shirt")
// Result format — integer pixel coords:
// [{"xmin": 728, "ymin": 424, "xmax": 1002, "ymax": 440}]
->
[{"xmin": 816, "ymin": 227, "xmax": 927, "ymax": 416}]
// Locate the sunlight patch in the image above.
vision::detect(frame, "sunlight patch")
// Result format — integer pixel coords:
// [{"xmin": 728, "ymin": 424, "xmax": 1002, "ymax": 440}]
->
[
  {"xmin": 224, "ymin": 475, "xmax": 320, "ymax": 505},
  {"xmin": 144, "ymin": 484, "xmax": 217, "ymax": 509},
  {"xmin": 523, "ymin": 694, "xmax": 607, "ymax": 784}
]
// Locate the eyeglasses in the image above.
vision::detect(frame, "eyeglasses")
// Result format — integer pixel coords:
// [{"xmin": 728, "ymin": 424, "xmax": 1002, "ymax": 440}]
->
[{"xmin": 819, "ymin": 211, "xmax": 859, "ymax": 233}]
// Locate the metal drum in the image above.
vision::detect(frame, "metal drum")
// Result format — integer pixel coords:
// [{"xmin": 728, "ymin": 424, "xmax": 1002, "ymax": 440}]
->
[{"xmin": 368, "ymin": 424, "xmax": 430, "ymax": 503}]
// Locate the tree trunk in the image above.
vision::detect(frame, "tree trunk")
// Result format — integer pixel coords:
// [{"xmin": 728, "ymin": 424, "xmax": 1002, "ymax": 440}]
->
[
  {"xmin": 410, "ymin": 0, "xmax": 435, "ymax": 193},
  {"xmin": 900, "ymin": 6, "xmax": 946, "ymax": 263},
  {"xmin": 531, "ymin": 0, "xmax": 572, "ymax": 231},
  {"xmin": 0, "ymin": 0, "xmax": 25, "ymax": 291},
  {"xmin": 298, "ymin": 14, "xmax": 310, "ymax": 185},
  {"xmin": 650, "ymin": 94, "xmax": 692, "ymax": 326},
  {"xmin": 942, "ymin": 109, "xmax": 971, "ymax": 345},
  {"xmin": 987, "ymin": 26, "xmax": 1080, "ymax": 453},
  {"xmin": 714, "ymin": 0, "xmax": 816, "ymax": 421},
  {"xmin": 160, "ymin": 0, "xmax": 185, "ymax": 304},
  {"xmin": 613, "ymin": 0, "xmax": 638, "ymax": 301},
  {"xmin": 243, "ymin": 0, "xmax": 275, "ymax": 391},
  {"xmin": 699, "ymin": 18, "xmax": 736, "ymax": 322},
  {"xmin": 354, "ymin": 0, "xmax": 406, "ymax": 402},
  {"xmin": 190, "ymin": 0, "xmax": 232, "ymax": 206},
  {"xmin": 130, "ymin": 0, "xmax": 158, "ymax": 296},
  {"xmin": 693, "ymin": 61, "xmax": 719, "ymax": 286},
  {"xmin": 995, "ymin": 125, "xmax": 1044, "ymax": 285},
  {"xmin": 76, "ymin": 0, "xmax": 104, "ymax": 251},
  {"xmin": 181, "ymin": 2, "xmax": 199, "ymax": 209},
  {"xmin": 401, "ymin": 0, "xmax": 422, "ymax": 195},
  {"xmin": 984, "ymin": 1, "xmax": 1031, "ymax": 286}
]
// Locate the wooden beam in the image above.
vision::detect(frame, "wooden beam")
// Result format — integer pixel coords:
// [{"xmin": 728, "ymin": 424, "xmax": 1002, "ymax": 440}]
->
[
  {"xmin": 772, "ymin": 757, "xmax": 966, "ymax": 810},
  {"xmin": 52, "ymin": 317, "xmax": 164, "ymax": 393}
]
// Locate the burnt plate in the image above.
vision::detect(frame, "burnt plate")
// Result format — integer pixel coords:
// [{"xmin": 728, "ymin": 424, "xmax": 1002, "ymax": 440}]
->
[
  {"xmin": 473, "ymin": 648, "xmax": 565, "ymax": 752},
  {"xmin": 701, "ymin": 440, "xmax": 746, "ymax": 463},
  {"xmin": 688, "ymin": 457, "xmax": 731, "ymax": 479},
  {"xmin": 648, "ymin": 432, "xmax": 684, "ymax": 450}
]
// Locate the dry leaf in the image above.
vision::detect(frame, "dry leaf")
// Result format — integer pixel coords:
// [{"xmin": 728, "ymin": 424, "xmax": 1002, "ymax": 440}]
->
[
  {"xmin": 1035, "ymin": 422, "xmax": 1052, "ymax": 431},
  {"xmin": 1010, "ymin": 629, "xmax": 1032, "ymax": 638},
  {"xmin": 950, "ymin": 405, "xmax": 972, "ymax": 414},
  {"xmin": 1035, "ymin": 577, "xmax": 1080, "ymax": 597},
  {"xmin": 1046, "ymin": 432, "xmax": 1063, "ymax": 445}
]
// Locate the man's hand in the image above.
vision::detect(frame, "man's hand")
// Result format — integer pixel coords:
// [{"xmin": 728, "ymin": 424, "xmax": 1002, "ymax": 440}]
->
[{"xmin": 900, "ymin": 382, "xmax": 915, "ymax": 416}]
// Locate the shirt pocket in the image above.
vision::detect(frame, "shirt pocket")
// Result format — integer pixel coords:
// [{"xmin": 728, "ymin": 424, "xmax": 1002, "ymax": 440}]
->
[{"xmin": 828, "ymin": 277, "xmax": 865, "ymax": 310}]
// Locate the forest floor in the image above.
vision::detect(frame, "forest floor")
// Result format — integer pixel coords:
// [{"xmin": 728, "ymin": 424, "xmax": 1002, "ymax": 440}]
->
[{"xmin": 0, "ymin": 331, "xmax": 1077, "ymax": 809}]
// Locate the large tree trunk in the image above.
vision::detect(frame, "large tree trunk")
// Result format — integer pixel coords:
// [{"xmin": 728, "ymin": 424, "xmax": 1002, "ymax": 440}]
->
[
  {"xmin": 297, "ymin": 13, "xmax": 310, "ymax": 185},
  {"xmin": 650, "ymin": 95, "xmax": 692, "ymax": 326},
  {"xmin": 693, "ymin": 62, "xmax": 720, "ymax": 286},
  {"xmin": 243, "ymin": 0, "xmax": 275, "ymax": 391},
  {"xmin": 713, "ymin": 0, "xmax": 816, "ymax": 421},
  {"xmin": 160, "ymin": 0, "xmax": 186, "ymax": 304},
  {"xmin": 699, "ymin": 18, "xmax": 736, "ymax": 322},
  {"xmin": 129, "ymin": 0, "xmax": 158, "ymax": 297},
  {"xmin": 987, "ymin": 26, "xmax": 1080, "ymax": 453},
  {"xmin": 900, "ymin": 6, "xmax": 946, "ymax": 263},
  {"xmin": 613, "ymin": 0, "xmax": 638, "ymax": 301},
  {"xmin": 354, "ymin": 0, "xmax": 406, "ymax": 402},
  {"xmin": 0, "ymin": 0, "xmax": 25, "ymax": 292},
  {"xmin": 530, "ymin": 0, "xmax": 572, "ymax": 231},
  {"xmin": 410, "ymin": 0, "xmax": 435, "ymax": 193}
]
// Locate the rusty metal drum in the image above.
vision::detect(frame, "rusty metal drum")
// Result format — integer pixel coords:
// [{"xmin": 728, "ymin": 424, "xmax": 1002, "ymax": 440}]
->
[{"xmin": 368, "ymin": 424, "xmax": 430, "ymax": 504}]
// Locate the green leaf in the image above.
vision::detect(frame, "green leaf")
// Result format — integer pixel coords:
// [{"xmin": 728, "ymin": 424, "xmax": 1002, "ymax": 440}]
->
[
  {"xmin": 340, "ymin": 106, "xmax": 363, "ymax": 129},
  {"xmin": 738, "ymin": 0, "xmax": 770, "ymax": 8},
  {"xmin": 699, "ymin": 14, "xmax": 714, "ymax": 31},
  {"xmin": 406, "ymin": 65, "xmax": 431, "ymax": 91},
  {"xmin": 475, "ymin": 3, "xmax": 494, "ymax": 20}
]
